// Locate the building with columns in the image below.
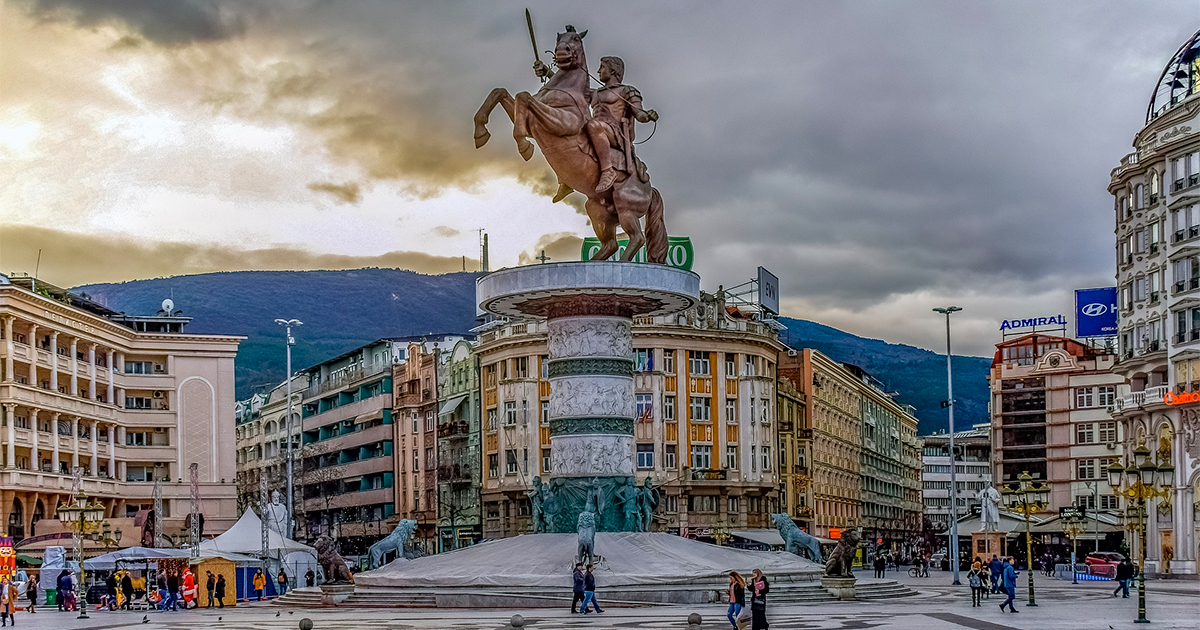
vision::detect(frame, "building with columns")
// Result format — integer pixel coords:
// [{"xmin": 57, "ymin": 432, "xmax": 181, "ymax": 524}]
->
[
  {"xmin": 0, "ymin": 274, "xmax": 241, "ymax": 545},
  {"xmin": 475, "ymin": 290, "xmax": 783, "ymax": 543},
  {"xmin": 1107, "ymin": 26, "xmax": 1200, "ymax": 577}
]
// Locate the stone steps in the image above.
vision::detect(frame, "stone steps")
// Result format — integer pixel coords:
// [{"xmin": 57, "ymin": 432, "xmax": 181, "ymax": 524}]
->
[{"xmin": 342, "ymin": 592, "xmax": 438, "ymax": 608}]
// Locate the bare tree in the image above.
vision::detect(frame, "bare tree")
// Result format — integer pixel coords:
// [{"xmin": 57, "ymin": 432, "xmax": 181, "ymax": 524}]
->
[{"xmin": 293, "ymin": 441, "xmax": 346, "ymax": 542}]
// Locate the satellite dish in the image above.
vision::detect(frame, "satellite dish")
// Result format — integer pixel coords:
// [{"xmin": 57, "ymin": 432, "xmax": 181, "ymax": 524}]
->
[{"xmin": 162, "ymin": 298, "xmax": 174, "ymax": 314}]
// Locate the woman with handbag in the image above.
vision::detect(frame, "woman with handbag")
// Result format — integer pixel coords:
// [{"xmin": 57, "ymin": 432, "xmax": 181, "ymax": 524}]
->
[
  {"xmin": 749, "ymin": 568, "xmax": 770, "ymax": 630},
  {"xmin": 726, "ymin": 571, "xmax": 746, "ymax": 629}
]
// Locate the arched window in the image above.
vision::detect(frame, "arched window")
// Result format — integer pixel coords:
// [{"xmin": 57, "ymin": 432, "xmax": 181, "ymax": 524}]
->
[
  {"xmin": 1136, "ymin": 184, "xmax": 1145, "ymax": 208},
  {"xmin": 8, "ymin": 499, "xmax": 23, "ymax": 541},
  {"xmin": 1151, "ymin": 170, "xmax": 1160, "ymax": 197}
]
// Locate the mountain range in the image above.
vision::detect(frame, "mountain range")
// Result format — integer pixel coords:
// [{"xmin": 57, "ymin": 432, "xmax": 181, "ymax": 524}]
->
[{"xmin": 76, "ymin": 268, "xmax": 990, "ymax": 434}]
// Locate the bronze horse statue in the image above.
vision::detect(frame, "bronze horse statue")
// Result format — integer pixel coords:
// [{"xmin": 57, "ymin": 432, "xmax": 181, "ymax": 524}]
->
[{"xmin": 473, "ymin": 28, "xmax": 668, "ymax": 264}]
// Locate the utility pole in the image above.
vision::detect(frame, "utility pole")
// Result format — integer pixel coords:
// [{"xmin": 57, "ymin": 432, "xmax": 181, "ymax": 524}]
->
[
  {"xmin": 260, "ymin": 472, "xmax": 269, "ymax": 575},
  {"xmin": 153, "ymin": 477, "xmax": 164, "ymax": 548},
  {"xmin": 189, "ymin": 463, "xmax": 200, "ymax": 558},
  {"xmin": 275, "ymin": 318, "xmax": 303, "ymax": 539},
  {"xmin": 933, "ymin": 306, "xmax": 963, "ymax": 585}
]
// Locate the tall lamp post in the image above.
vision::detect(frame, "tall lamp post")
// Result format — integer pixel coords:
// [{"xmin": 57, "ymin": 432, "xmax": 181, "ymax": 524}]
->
[
  {"xmin": 57, "ymin": 490, "xmax": 106, "ymax": 619},
  {"xmin": 1001, "ymin": 470, "xmax": 1048, "ymax": 607},
  {"xmin": 1106, "ymin": 440, "xmax": 1173, "ymax": 624},
  {"xmin": 933, "ymin": 305, "xmax": 962, "ymax": 584},
  {"xmin": 1060, "ymin": 507, "xmax": 1087, "ymax": 584},
  {"xmin": 275, "ymin": 318, "xmax": 303, "ymax": 540}
]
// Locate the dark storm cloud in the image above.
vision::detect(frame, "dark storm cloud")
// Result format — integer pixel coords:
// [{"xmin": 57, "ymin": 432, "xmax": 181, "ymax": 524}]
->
[{"xmin": 19, "ymin": 0, "xmax": 269, "ymax": 44}]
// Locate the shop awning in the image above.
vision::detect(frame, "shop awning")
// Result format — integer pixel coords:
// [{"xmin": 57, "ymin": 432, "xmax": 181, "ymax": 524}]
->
[
  {"xmin": 731, "ymin": 530, "xmax": 785, "ymax": 546},
  {"xmin": 438, "ymin": 394, "xmax": 469, "ymax": 416}
]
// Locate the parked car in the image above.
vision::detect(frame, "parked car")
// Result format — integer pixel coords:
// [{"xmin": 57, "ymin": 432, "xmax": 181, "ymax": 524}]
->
[{"xmin": 1085, "ymin": 552, "xmax": 1125, "ymax": 567}]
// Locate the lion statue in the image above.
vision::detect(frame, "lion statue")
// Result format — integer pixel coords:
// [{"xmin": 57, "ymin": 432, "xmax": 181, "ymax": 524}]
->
[
  {"xmin": 771, "ymin": 513, "xmax": 823, "ymax": 563},
  {"xmin": 577, "ymin": 511, "xmax": 597, "ymax": 565},
  {"xmin": 314, "ymin": 536, "xmax": 354, "ymax": 584},
  {"xmin": 367, "ymin": 519, "xmax": 417, "ymax": 569},
  {"xmin": 824, "ymin": 527, "xmax": 861, "ymax": 578}
]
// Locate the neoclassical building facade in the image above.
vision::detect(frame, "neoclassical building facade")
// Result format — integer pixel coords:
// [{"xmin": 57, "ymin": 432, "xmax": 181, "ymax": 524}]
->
[
  {"xmin": 0, "ymin": 275, "xmax": 241, "ymax": 546},
  {"xmin": 1109, "ymin": 27, "xmax": 1200, "ymax": 576}
]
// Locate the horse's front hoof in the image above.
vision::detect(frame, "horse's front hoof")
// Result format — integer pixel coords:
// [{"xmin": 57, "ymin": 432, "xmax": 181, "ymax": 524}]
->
[
  {"xmin": 517, "ymin": 139, "xmax": 534, "ymax": 161},
  {"xmin": 474, "ymin": 130, "xmax": 491, "ymax": 149}
]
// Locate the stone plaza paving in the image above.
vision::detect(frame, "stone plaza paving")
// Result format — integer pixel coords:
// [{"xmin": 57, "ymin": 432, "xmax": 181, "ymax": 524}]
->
[{"xmin": 9, "ymin": 573, "xmax": 1198, "ymax": 630}]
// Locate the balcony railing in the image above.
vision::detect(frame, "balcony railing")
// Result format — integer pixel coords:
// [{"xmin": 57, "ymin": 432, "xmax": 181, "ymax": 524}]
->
[{"xmin": 690, "ymin": 468, "xmax": 727, "ymax": 481}]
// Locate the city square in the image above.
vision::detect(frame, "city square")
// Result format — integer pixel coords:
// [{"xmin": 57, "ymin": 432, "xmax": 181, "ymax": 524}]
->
[{"xmin": 1, "ymin": 1, "xmax": 1199, "ymax": 629}]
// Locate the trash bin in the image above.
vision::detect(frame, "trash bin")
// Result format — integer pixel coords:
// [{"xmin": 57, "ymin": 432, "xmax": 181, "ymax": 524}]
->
[{"xmin": 45, "ymin": 588, "xmax": 57, "ymax": 607}]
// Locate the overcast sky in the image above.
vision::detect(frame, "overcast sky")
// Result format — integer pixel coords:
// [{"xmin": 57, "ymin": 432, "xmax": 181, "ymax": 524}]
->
[{"xmin": 0, "ymin": 1, "xmax": 1193, "ymax": 356}]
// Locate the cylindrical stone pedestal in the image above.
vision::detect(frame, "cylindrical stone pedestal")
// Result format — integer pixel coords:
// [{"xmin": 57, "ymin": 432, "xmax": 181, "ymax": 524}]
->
[{"xmin": 477, "ymin": 262, "xmax": 699, "ymax": 532}]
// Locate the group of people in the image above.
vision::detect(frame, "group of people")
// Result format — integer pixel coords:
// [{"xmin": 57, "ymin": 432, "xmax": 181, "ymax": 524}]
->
[
  {"xmin": 725, "ymin": 569, "xmax": 770, "ymax": 630},
  {"xmin": 965, "ymin": 555, "xmax": 1018, "ymax": 612}
]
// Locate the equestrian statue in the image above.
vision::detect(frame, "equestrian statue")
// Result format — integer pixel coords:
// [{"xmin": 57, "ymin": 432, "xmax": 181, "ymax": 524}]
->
[{"xmin": 474, "ymin": 18, "xmax": 668, "ymax": 264}]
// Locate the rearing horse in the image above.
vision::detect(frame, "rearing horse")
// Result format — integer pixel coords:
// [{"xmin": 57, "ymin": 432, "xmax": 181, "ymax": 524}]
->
[{"xmin": 473, "ymin": 28, "xmax": 668, "ymax": 263}]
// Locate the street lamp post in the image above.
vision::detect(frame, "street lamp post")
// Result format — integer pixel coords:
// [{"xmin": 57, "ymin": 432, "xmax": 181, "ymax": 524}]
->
[
  {"xmin": 1107, "ymin": 440, "xmax": 1173, "ymax": 624},
  {"xmin": 1060, "ymin": 507, "xmax": 1087, "ymax": 584},
  {"xmin": 933, "ymin": 305, "xmax": 962, "ymax": 585},
  {"xmin": 1002, "ymin": 470, "xmax": 1048, "ymax": 607},
  {"xmin": 57, "ymin": 489, "xmax": 106, "ymax": 619},
  {"xmin": 275, "ymin": 318, "xmax": 303, "ymax": 540}
]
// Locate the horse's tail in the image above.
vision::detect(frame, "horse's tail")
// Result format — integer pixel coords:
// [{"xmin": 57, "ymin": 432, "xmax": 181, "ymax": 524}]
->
[{"xmin": 645, "ymin": 187, "xmax": 668, "ymax": 264}]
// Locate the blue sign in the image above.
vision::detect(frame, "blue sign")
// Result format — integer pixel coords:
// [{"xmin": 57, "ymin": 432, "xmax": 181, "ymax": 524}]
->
[{"xmin": 1075, "ymin": 287, "xmax": 1118, "ymax": 338}]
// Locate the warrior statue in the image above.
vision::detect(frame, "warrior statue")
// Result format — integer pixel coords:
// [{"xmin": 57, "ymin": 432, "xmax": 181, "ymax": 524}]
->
[{"xmin": 475, "ymin": 21, "xmax": 669, "ymax": 264}]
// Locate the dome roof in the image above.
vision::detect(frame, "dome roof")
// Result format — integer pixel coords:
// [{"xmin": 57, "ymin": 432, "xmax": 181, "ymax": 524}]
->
[{"xmin": 1148, "ymin": 28, "xmax": 1200, "ymax": 123}]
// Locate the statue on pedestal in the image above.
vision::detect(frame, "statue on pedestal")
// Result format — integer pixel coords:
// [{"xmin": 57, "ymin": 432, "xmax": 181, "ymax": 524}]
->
[
  {"xmin": 772, "ymin": 513, "xmax": 823, "ymax": 563},
  {"xmin": 824, "ymin": 528, "xmax": 861, "ymax": 578},
  {"xmin": 263, "ymin": 490, "xmax": 289, "ymax": 538},
  {"xmin": 366, "ymin": 519, "xmax": 418, "ymax": 569},
  {"xmin": 637, "ymin": 478, "xmax": 659, "ymax": 532},
  {"xmin": 978, "ymin": 486, "xmax": 1002, "ymax": 532}
]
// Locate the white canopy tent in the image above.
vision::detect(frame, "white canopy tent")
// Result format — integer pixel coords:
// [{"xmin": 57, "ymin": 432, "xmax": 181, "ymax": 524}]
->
[{"xmin": 199, "ymin": 509, "xmax": 316, "ymax": 557}]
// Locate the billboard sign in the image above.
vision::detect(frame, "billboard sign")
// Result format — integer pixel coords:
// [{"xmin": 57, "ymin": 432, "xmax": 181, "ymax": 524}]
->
[
  {"xmin": 1075, "ymin": 287, "xmax": 1118, "ymax": 338},
  {"xmin": 580, "ymin": 236, "xmax": 694, "ymax": 270},
  {"xmin": 758, "ymin": 266, "xmax": 780, "ymax": 315}
]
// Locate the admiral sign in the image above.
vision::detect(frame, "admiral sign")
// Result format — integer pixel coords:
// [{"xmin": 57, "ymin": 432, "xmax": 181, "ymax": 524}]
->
[
  {"xmin": 999, "ymin": 314, "xmax": 1067, "ymax": 332},
  {"xmin": 1075, "ymin": 287, "xmax": 1118, "ymax": 338}
]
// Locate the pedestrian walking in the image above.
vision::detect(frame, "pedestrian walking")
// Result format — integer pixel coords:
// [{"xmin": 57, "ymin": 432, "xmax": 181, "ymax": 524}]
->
[
  {"xmin": 155, "ymin": 573, "xmax": 168, "ymax": 611},
  {"xmin": 999, "ymin": 557, "xmax": 1018, "ymax": 613},
  {"xmin": 967, "ymin": 561, "xmax": 984, "ymax": 607},
  {"xmin": 570, "ymin": 563, "xmax": 585, "ymax": 613},
  {"xmin": 304, "ymin": 568, "xmax": 315, "ymax": 588},
  {"xmin": 205, "ymin": 572, "xmax": 215, "ymax": 608},
  {"xmin": 726, "ymin": 571, "xmax": 746, "ymax": 630},
  {"xmin": 182, "ymin": 568, "xmax": 196, "ymax": 609},
  {"xmin": 1113, "ymin": 558, "xmax": 1134, "ymax": 598},
  {"xmin": 55, "ymin": 570, "xmax": 68, "ymax": 612},
  {"xmin": 579, "ymin": 564, "xmax": 603, "ymax": 614},
  {"xmin": 749, "ymin": 568, "xmax": 770, "ymax": 630},
  {"xmin": 253, "ymin": 569, "xmax": 266, "ymax": 601},
  {"xmin": 24, "ymin": 575, "xmax": 36, "ymax": 615},
  {"xmin": 167, "ymin": 572, "xmax": 181, "ymax": 611},
  {"xmin": 0, "ymin": 577, "xmax": 16, "ymax": 627},
  {"xmin": 873, "ymin": 554, "xmax": 886, "ymax": 579},
  {"xmin": 120, "ymin": 572, "xmax": 134, "ymax": 610},
  {"xmin": 277, "ymin": 569, "xmax": 288, "ymax": 597},
  {"xmin": 104, "ymin": 572, "xmax": 118, "ymax": 610},
  {"xmin": 214, "ymin": 575, "xmax": 226, "ymax": 609},
  {"xmin": 988, "ymin": 555, "xmax": 1003, "ymax": 594}
]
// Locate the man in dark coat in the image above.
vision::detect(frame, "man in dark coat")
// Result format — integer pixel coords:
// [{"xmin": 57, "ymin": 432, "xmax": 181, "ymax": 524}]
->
[
  {"xmin": 1113, "ymin": 558, "xmax": 1135, "ymax": 598},
  {"xmin": 570, "ymin": 563, "xmax": 585, "ymax": 613},
  {"xmin": 120, "ymin": 573, "xmax": 134, "ymax": 610},
  {"xmin": 988, "ymin": 555, "xmax": 1003, "ymax": 594}
]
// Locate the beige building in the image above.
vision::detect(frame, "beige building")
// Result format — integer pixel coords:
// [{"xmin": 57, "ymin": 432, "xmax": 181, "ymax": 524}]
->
[
  {"xmin": 476, "ymin": 291, "xmax": 784, "ymax": 543},
  {"xmin": 988, "ymin": 334, "xmax": 1123, "ymax": 515},
  {"xmin": 234, "ymin": 374, "xmax": 304, "ymax": 514},
  {"xmin": 0, "ymin": 274, "xmax": 241, "ymax": 547}
]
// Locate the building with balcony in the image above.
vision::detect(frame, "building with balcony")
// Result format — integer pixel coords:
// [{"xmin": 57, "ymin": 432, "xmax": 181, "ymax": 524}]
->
[
  {"xmin": 0, "ymin": 274, "xmax": 241, "ymax": 546},
  {"xmin": 475, "ymin": 290, "xmax": 784, "ymax": 543},
  {"xmin": 1108, "ymin": 27, "xmax": 1200, "ymax": 576},
  {"xmin": 988, "ymin": 335, "xmax": 1123, "ymax": 521},
  {"xmin": 775, "ymin": 372, "xmax": 810, "ymax": 530},
  {"xmin": 234, "ymin": 374, "xmax": 304, "ymax": 514},
  {"xmin": 296, "ymin": 339, "xmax": 401, "ymax": 554},
  {"xmin": 434, "ymin": 339, "xmax": 481, "ymax": 551},
  {"xmin": 920, "ymin": 424, "xmax": 991, "ymax": 528}
]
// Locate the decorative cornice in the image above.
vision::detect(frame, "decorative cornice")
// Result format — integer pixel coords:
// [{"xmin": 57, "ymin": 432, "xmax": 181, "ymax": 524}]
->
[
  {"xmin": 547, "ymin": 358, "xmax": 634, "ymax": 379},
  {"xmin": 550, "ymin": 417, "xmax": 635, "ymax": 436}
]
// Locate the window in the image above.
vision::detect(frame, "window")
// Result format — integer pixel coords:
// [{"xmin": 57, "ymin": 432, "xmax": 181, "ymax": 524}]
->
[
  {"xmin": 636, "ymin": 394, "xmax": 653, "ymax": 421},
  {"xmin": 1098, "ymin": 421, "xmax": 1117, "ymax": 443},
  {"xmin": 504, "ymin": 401, "xmax": 517, "ymax": 425},
  {"xmin": 515, "ymin": 356, "xmax": 529, "ymax": 378},
  {"xmin": 1076, "ymin": 423, "xmax": 1095, "ymax": 444},
  {"xmin": 124, "ymin": 361, "xmax": 154, "ymax": 374},
  {"xmin": 690, "ymin": 397, "xmax": 710, "ymax": 422},
  {"xmin": 634, "ymin": 348, "xmax": 653, "ymax": 372},
  {"xmin": 126, "ymin": 432, "xmax": 147, "ymax": 446},
  {"xmin": 688, "ymin": 351, "xmax": 710, "ymax": 375},
  {"xmin": 636, "ymin": 444, "xmax": 654, "ymax": 469},
  {"xmin": 1077, "ymin": 458, "xmax": 1096, "ymax": 480},
  {"xmin": 541, "ymin": 400, "xmax": 550, "ymax": 425},
  {"xmin": 506, "ymin": 452, "xmax": 519, "ymax": 475},
  {"xmin": 1075, "ymin": 387, "xmax": 1094, "ymax": 408},
  {"xmin": 761, "ymin": 446, "xmax": 772, "ymax": 471},
  {"xmin": 412, "ymin": 413, "xmax": 419, "ymax": 434},
  {"xmin": 688, "ymin": 495, "xmax": 717, "ymax": 512},
  {"xmin": 425, "ymin": 447, "xmax": 435, "ymax": 470},
  {"xmin": 424, "ymin": 410, "xmax": 435, "ymax": 432},
  {"xmin": 1097, "ymin": 386, "xmax": 1115, "ymax": 407},
  {"xmin": 664, "ymin": 494, "xmax": 678, "ymax": 512},
  {"xmin": 725, "ymin": 354, "xmax": 737, "ymax": 377},
  {"xmin": 1134, "ymin": 275, "xmax": 1148, "ymax": 302},
  {"xmin": 486, "ymin": 408, "xmax": 497, "ymax": 431},
  {"xmin": 663, "ymin": 350, "xmax": 675, "ymax": 373},
  {"xmin": 751, "ymin": 446, "xmax": 757, "ymax": 472},
  {"xmin": 760, "ymin": 399, "xmax": 771, "ymax": 424},
  {"xmin": 725, "ymin": 398, "xmax": 737, "ymax": 424},
  {"xmin": 542, "ymin": 448, "xmax": 551, "ymax": 473},
  {"xmin": 500, "ymin": 360, "xmax": 509, "ymax": 380},
  {"xmin": 125, "ymin": 397, "xmax": 153, "ymax": 410},
  {"xmin": 523, "ymin": 448, "xmax": 529, "ymax": 474},
  {"xmin": 728, "ymin": 496, "xmax": 741, "ymax": 514},
  {"xmin": 540, "ymin": 355, "xmax": 549, "ymax": 379},
  {"xmin": 663, "ymin": 396, "xmax": 675, "ymax": 421},
  {"xmin": 488, "ymin": 453, "xmax": 499, "ymax": 478},
  {"xmin": 664, "ymin": 444, "xmax": 676, "ymax": 469},
  {"xmin": 412, "ymin": 449, "xmax": 419, "ymax": 472},
  {"xmin": 726, "ymin": 445, "xmax": 738, "ymax": 470},
  {"xmin": 691, "ymin": 444, "xmax": 712, "ymax": 469},
  {"xmin": 1099, "ymin": 494, "xmax": 1119, "ymax": 510}
]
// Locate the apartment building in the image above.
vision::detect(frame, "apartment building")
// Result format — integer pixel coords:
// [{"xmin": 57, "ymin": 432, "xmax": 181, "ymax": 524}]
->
[
  {"xmin": 476, "ymin": 291, "xmax": 784, "ymax": 542},
  {"xmin": 234, "ymin": 374, "xmax": 304, "ymax": 514},
  {"xmin": 775, "ymin": 373, "xmax": 810, "ymax": 529},
  {"xmin": 0, "ymin": 274, "xmax": 240, "ymax": 545},
  {"xmin": 988, "ymin": 334, "xmax": 1123, "ymax": 517},
  {"xmin": 920, "ymin": 425, "xmax": 991, "ymax": 528},
  {"xmin": 434, "ymin": 339, "xmax": 482, "ymax": 551}
]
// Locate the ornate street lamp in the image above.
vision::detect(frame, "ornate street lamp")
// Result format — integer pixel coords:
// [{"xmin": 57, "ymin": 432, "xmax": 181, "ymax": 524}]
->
[
  {"xmin": 1108, "ymin": 440, "xmax": 1173, "ymax": 624},
  {"xmin": 57, "ymin": 491, "xmax": 106, "ymax": 619},
  {"xmin": 1001, "ymin": 470, "xmax": 1048, "ymax": 607},
  {"xmin": 1060, "ymin": 507, "xmax": 1087, "ymax": 584}
]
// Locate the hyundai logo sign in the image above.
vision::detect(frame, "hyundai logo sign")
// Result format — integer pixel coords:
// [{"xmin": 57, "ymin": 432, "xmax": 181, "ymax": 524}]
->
[{"xmin": 1075, "ymin": 287, "xmax": 1118, "ymax": 338}]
